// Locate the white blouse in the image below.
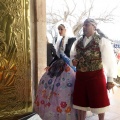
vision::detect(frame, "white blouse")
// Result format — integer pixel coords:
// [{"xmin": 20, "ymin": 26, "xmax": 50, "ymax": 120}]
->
[
  {"xmin": 55, "ymin": 36, "xmax": 69, "ymax": 58},
  {"xmin": 70, "ymin": 36, "xmax": 117, "ymax": 82}
]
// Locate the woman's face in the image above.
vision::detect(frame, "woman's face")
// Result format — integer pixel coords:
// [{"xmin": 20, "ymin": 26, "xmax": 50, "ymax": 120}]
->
[{"xmin": 58, "ymin": 25, "xmax": 66, "ymax": 37}]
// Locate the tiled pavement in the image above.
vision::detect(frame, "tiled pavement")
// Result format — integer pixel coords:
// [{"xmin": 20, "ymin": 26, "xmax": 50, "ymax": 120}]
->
[{"xmin": 86, "ymin": 86, "xmax": 120, "ymax": 120}]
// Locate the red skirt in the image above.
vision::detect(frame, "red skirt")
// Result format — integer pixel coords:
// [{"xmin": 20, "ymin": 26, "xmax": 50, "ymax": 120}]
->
[{"xmin": 73, "ymin": 69, "xmax": 110, "ymax": 108}]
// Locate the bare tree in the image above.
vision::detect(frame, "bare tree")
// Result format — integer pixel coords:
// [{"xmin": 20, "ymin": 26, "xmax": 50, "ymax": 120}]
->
[{"xmin": 46, "ymin": 0, "xmax": 119, "ymax": 36}]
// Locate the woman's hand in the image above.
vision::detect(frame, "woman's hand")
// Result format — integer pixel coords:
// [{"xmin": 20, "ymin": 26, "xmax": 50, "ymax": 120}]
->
[
  {"xmin": 72, "ymin": 59, "xmax": 79, "ymax": 66},
  {"xmin": 44, "ymin": 66, "xmax": 50, "ymax": 71}
]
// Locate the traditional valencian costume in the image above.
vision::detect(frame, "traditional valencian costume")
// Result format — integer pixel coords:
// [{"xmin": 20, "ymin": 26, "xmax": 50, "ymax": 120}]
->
[
  {"xmin": 70, "ymin": 19, "xmax": 117, "ymax": 114},
  {"xmin": 34, "ymin": 23, "xmax": 78, "ymax": 120}
]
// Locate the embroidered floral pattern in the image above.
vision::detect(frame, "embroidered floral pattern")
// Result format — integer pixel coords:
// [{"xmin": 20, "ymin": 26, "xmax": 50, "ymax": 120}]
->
[
  {"xmin": 48, "ymin": 79, "xmax": 52, "ymax": 84},
  {"xmin": 65, "ymin": 106, "xmax": 71, "ymax": 113},
  {"xmin": 60, "ymin": 102, "xmax": 67, "ymax": 108},
  {"xmin": 34, "ymin": 63, "xmax": 77, "ymax": 120},
  {"xmin": 56, "ymin": 82, "xmax": 60, "ymax": 87},
  {"xmin": 76, "ymin": 33, "xmax": 103, "ymax": 72},
  {"xmin": 67, "ymin": 83, "xmax": 72, "ymax": 87},
  {"xmin": 41, "ymin": 100, "xmax": 45, "ymax": 104},
  {"xmin": 46, "ymin": 102, "xmax": 51, "ymax": 107},
  {"xmin": 34, "ymin": 37, "xmax": 78, "ymax": 120},
  {"xmin": 56, "ymin": 106, "xmax": 62, "ymax": 113}
]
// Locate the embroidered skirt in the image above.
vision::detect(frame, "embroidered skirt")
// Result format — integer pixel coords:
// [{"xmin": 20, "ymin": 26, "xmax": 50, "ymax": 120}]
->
[
  {"xmin": 73, "ymin": 69, "xmax": 110, "ymax": 113},
  {"xmin": 34, "ymin": 59, "xmax": 78, "ymax": 120}
]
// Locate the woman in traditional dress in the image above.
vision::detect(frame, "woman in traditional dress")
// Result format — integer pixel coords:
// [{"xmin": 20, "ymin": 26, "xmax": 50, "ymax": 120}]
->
[{"xmin": 34, "ymin": 23, "xmax": 78, "ymax": 120}]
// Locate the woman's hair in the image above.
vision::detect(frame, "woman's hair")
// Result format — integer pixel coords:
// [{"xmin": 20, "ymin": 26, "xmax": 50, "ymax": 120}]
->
[{"xmin": 58, "ymin": 24, "xmax": 65, "ymax": 29}]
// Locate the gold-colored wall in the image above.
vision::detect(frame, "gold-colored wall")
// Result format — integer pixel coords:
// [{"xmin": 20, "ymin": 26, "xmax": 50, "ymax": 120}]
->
[
  {"xmin": 0, "ymin": 0, "xmax": 32, "ymax": 119},
  {"xmin": 0, "ymin": 0, "xmax": 46, "ymax": 119}
]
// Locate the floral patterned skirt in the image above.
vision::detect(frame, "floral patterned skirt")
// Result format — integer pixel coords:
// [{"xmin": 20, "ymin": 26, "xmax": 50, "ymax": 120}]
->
[{"xmin": 34, "ymin": 59, "xmax": 78, "ymax": 120}]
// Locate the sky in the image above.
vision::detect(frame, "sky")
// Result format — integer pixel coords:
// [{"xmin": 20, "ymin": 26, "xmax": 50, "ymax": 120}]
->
[
  {"xmin": 98, "ymin": 20, "xmax": 120, "ymax": 40},
  {"xmin": 46, "ymin": 0, "xmax": 120, "ymax": 40}
]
